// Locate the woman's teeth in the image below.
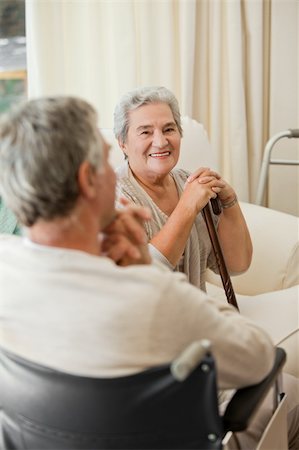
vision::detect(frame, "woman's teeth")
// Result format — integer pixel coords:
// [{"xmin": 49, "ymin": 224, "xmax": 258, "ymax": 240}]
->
[{"xmin": 150, "ymin": 151, "xmax": 170, "ymax": 158}]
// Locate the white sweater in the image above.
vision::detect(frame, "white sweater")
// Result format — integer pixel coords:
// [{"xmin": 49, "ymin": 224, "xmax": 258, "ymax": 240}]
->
[{"xmin": 0, "ymin": 234, "xmax": 274, "ymax": 390}]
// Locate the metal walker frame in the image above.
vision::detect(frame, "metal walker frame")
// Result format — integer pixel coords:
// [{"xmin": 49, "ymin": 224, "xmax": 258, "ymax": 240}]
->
[{"xmin": 256, "ymin": 129, "xmax": 299, "ymax": 206}]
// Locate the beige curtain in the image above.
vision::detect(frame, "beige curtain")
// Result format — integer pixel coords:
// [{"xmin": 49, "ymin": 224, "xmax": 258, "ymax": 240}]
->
[{"xmin": 26, "ymin": 0, "xmax": 298, "ymax": 210}]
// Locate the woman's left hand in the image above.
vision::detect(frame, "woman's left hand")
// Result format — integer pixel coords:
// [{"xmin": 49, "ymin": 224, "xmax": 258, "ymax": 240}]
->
[{"xmin": 187, "ymin": 167, "xmax": 236, "ymax": 204}]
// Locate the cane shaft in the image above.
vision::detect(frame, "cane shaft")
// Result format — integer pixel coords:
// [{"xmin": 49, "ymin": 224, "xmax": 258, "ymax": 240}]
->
[{"xmin": 202, "ymin": 203, "xmax": 239, "ymax": 310}]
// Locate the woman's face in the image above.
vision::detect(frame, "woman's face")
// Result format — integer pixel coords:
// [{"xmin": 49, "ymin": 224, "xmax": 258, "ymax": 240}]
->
[{"xmin": 120, "ymin": 102, "xmax": 181, "ymax": 180}]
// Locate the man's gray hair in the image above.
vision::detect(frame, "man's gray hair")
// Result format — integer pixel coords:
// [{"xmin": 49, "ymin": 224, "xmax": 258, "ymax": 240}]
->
[
  {"xmin": 114, "ymin": 86, "xmax": 183, "ymax": 144},
  {"xmin": 0, "ymin": 97, "xmax": 103, "ymax": 226}
]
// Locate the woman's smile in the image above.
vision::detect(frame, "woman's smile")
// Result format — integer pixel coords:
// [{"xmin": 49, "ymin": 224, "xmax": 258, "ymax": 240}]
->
[{"xmin": 148, "ymin": 151, "xmax": 171, "ymax": 158}]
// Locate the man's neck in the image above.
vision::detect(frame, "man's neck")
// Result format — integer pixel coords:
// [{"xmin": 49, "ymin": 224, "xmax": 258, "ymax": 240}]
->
[{"xmin": 27, "ymin": 210, "xmax": 102, "ymax": 256}]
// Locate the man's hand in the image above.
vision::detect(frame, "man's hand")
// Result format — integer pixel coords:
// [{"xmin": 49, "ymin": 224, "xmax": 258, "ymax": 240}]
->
[{"xmin": 101, "ymin": 198, "xmax": 152, "ymax": 266}]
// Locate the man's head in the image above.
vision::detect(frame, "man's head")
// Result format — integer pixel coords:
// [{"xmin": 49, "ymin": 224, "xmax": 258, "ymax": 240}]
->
[
  {"xmin": 0, "ymin": 97, "xmax": 109, "ymax": 227},
  {"xmin": 113, "ymin": 86, "xmax": 183, "ymax": 145}
]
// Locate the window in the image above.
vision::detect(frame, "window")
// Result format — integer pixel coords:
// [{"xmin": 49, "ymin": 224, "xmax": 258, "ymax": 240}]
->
[{"xmin": 0, "ymin": 0, "xmax": 26, "ymax": 113}]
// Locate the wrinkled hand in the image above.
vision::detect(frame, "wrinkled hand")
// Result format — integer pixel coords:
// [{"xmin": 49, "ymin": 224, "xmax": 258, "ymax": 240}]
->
[
  {"xmin": 181, "ymin": 167, "xmax": 225, "ymax": 213},
  {"xmin": 187, "ymin": 167, "xmax": 236, "ymax": 205},
  {"xmin": 101, "ymin": 198, "xmax": 152, "ymax": 266}
]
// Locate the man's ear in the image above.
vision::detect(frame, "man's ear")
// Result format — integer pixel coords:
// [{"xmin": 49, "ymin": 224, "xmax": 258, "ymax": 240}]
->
[{"xmin": 78, "ymin": 161, "xmax": 97, "ymax": 198}]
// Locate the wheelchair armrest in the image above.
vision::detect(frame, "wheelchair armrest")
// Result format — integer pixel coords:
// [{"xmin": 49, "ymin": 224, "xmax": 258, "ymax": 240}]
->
[{"xmin": 223, "ymin": 347, "xmax": 286, "ymax": 432}]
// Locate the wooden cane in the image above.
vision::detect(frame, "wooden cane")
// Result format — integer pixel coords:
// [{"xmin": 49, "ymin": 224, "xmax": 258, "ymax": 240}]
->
[{"xmin": 202, "ymin": 198, "xmax": 239, "ymax": 310}]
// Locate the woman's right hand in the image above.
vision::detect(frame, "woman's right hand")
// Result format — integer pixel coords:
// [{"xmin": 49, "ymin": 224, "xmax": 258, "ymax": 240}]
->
[{"xmin": 182, "ymin": 168, "xmax": 225, "ymax": 214}]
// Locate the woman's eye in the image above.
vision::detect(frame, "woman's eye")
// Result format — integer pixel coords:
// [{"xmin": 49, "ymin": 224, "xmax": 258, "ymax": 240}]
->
[{"xmin": 164, "ymin": 127, "xmax": 175, "ymax": 133}]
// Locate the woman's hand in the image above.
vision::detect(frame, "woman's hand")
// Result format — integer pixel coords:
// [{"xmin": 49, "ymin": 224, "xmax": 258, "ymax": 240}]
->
[
  {"xmin": 182, "ymin": 167, "xmax": 226, "ymax": 213},
  {"xmin": 101, "ymin": 198, "xmax": 152, "ymax": 266},
  {"xmin": 188, "ymin": 167, "xmax": 252, "ymax": 272},
  {"xmin": 187, "ymin": 167, "xmax": 236, "ymax": 206}
]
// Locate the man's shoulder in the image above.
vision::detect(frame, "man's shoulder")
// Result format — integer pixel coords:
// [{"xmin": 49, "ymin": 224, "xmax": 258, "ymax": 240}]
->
[
  {"xmin": 0, "ymin": 234, "xmax": 22, "ymax": 245},
  {"xmin": 119, "ymin": 260, "xmax": 197, "ymax": 298}
]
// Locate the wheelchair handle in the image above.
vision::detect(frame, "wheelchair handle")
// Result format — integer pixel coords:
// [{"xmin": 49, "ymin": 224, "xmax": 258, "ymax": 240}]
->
[{"xmin": 171, "ymin": 339, "xmax": 211, "ymax": 381}]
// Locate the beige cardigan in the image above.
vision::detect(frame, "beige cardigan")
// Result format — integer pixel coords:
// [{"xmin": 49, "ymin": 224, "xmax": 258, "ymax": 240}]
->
[{"xmin": 116, "ymin": 162, "xmax": 219, "ymax": 291}]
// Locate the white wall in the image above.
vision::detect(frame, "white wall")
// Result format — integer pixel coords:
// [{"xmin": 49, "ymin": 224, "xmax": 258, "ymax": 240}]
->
[{"xmin": 267, "ymin": 0, "xmax": 299, "ymax": 215}]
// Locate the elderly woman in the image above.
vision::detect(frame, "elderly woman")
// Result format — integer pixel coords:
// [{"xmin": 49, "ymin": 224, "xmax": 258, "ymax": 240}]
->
[{"xmin": 114, "ymin": 86, "xmax": 252, "ymax": 291}]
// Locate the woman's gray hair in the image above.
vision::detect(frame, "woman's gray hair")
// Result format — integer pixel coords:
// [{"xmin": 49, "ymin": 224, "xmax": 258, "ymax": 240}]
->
[
  {"xmin": 114, "ymin": 86, "xmax": 183, "ymax": 144},
  {"xmin": 0, "ymin": 97, "xmax": 103, "ymax": 226}
]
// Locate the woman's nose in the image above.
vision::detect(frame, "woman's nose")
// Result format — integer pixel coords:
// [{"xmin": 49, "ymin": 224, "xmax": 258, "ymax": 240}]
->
[{"xmin": 152, "ymin": 130, "xmax": 168, "ymax": 148}]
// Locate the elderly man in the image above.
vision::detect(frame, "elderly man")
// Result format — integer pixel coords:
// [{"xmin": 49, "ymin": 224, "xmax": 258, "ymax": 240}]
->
[{"xmin": 0, "ymin": 97, "xmax": 298, "ymax": 449}]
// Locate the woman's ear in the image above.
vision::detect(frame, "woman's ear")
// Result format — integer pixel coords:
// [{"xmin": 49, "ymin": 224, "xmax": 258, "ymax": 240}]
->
[
  {"xmin": 117, "ymin": 137, "xmax": 124, "ymax": 150},
  {"xmin": 118, "ymin": 138, "xmax": 128, "ymax": 159},
  {"xmin": 78, "ymin": 161, "xmax": 97, "ymax": 198}
]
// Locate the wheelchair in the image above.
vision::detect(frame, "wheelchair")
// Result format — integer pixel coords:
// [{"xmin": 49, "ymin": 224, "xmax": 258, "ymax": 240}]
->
[{"xmin": 0, "ymin": 341, "xmax": 287, "ymax": 450}]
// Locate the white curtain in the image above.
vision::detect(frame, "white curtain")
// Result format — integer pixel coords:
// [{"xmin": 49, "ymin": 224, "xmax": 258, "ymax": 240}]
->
[{"xmin": 26, "ymin": 0, "xmax": 298, "ymax": 210}]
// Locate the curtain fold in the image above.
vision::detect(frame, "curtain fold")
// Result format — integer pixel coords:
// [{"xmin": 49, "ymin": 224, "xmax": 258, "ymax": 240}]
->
[{"xmin": 25, "ymin": 0, "xmax": 298, "ymax": 210}]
